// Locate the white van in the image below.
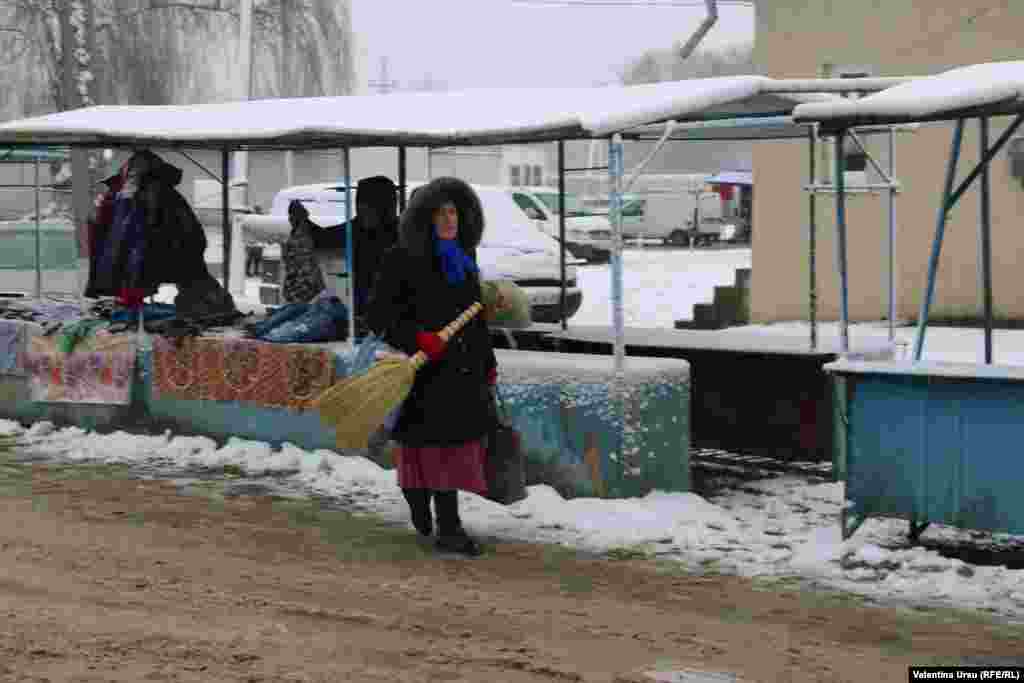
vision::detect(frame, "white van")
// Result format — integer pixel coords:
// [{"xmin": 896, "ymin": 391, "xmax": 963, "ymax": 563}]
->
[
  {"xmin": 242, "ymin": 181, "xmax": 583, "ymax": 323},
  {"xmin": 507, "ymin": 187, "xmax": 613, "ymax": 263}
]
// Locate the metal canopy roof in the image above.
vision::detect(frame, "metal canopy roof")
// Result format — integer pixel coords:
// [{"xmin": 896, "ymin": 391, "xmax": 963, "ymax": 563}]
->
[
  {"xmin": 0, "ymin": 77, "xmax": 845, "ymax": 151},
  {"xmin": 793, "ymin": 61, "xmax": 1024, "ymax": 131}
]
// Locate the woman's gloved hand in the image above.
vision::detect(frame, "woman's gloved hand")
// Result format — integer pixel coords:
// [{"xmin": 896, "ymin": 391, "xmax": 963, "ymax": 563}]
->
[
  {"xmin": 487, "ymin": 366, "xmax": 498, "ymax": 385},
  {"xmin": 415, "ymin": 331, "xmax": 448, "ymax": 361}
]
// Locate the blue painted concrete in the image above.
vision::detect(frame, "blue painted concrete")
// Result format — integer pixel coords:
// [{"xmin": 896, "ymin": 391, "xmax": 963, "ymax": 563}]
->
[
  {"xmin": 835, "ymin": 368, "xmax": 1024, "ymax": 535},
  {"xmin": 1, "ymin": 343, "xmax": 691, "ymax": 499}
]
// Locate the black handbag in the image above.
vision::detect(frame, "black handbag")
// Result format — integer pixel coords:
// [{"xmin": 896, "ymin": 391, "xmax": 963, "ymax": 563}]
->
[{"xmin": 485, "ymin": 383, "xmax": 527, "ymax": 505}]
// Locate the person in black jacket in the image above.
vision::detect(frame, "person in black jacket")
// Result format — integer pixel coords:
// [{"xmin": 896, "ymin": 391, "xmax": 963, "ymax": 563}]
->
[
  {"xmin": 304, "ymin": 175, "xmax": 400, "ymax": 332},
  {"xmin": 367, "ymin": 177, "xmax": 498, "ymax": 557}
]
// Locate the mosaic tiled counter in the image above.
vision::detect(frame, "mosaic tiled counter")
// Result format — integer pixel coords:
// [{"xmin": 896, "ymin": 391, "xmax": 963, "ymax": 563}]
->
[
  {"xmin": 0, "ymin": 332, "xmax": 691, "ymax": 498},
  {"xmin": 494, "ymin": 349, "xmax": 690, "ymax": 498}
]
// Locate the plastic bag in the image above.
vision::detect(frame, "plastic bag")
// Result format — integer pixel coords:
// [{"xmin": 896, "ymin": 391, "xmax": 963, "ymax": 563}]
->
[{"xmin": 351, "ymin": 332, "xmax": 404, "ymax": 432}]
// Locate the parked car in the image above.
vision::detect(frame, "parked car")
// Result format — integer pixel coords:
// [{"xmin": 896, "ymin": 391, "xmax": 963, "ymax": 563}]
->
[
  {"xmin": 242, "ymin": 180, "xmax": 584, "ymax": 324},
  {"xmin": 508, "ymin": 187, "xmax": 613, "ymax": 263}
]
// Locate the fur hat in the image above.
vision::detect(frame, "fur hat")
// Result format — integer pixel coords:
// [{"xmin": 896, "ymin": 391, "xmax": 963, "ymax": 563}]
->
[{"xmin": 399, "ymin": 177, "xmax": 484, "ymax": 258}]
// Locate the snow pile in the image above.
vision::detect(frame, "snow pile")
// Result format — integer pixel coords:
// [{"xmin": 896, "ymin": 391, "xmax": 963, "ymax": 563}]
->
[{"xmin": 4, "ymin": 418, "xmax": 1024, "ymax": 619}]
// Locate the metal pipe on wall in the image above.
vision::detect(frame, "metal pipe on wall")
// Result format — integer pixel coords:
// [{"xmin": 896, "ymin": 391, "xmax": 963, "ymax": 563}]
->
[
  {"xmin": 833, "ymin": 131, "xmax": 850, "ymax": 353},
  {"xmin": 978, "ymin": 117, "xmax": 993, "ymax": 364}
]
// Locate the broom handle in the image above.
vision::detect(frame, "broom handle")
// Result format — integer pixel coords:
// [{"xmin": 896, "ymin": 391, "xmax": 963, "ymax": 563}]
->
[{"xmin": 410, "ymin": 302, "xmax": 483, "ymax": 370}]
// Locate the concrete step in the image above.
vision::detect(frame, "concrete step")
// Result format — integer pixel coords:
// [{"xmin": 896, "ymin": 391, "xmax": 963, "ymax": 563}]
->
[
  {"xmin": 712, "ymin": 285, "xmax": 742, "ymax": 327},
  {"xmin": 693, "ymin": 302, "xmax": 719, "ymax": 329}
]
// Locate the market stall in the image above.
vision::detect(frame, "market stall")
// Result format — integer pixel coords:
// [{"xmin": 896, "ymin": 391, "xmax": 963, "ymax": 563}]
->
[{"xmin": 0, "ymin": 73, "xmax": 916, "ymax": 496}]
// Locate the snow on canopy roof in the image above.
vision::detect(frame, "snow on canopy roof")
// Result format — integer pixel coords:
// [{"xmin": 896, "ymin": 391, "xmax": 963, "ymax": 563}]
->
[
  {"xmin": 707, "ymin": 170, "xmax": 752, "ymax": 186},
  {"xmin": 793, "ymin": 61, "xmax": 1024, "ymax": 130},
  {"xmin": 0, "ymin": 76, "xmax": 831, "ymax": 150}
]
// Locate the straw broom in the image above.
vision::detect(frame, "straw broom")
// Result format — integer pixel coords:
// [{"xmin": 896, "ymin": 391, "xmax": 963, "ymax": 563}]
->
[{"xmin": 313, "ymin": 302, "xmax": 484, "ymax": 450}]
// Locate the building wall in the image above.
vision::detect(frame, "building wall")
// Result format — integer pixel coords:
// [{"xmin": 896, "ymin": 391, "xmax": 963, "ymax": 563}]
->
[{"xmin": 752, "ymin": 1, "xmax": 1024, "ymax": 323}]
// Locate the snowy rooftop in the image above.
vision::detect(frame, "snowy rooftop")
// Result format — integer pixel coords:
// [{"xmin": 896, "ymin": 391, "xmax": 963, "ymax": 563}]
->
[
  {"xmin": 0, "ymin": 77, "xmax": 835, "ymax": 149},
  {"xmin": 793, "ymin": 61, "xmax": 1024, "ymax": 129}
]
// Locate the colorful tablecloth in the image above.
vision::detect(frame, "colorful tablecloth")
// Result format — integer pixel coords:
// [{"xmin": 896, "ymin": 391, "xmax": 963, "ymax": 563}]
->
[
  {"xmin": 151, "ymin": 336, "xmax": 335, "ymax": 411},
  {"xmin": 22, "ymin": 332, "xmax": 136, "ymax": 404}
]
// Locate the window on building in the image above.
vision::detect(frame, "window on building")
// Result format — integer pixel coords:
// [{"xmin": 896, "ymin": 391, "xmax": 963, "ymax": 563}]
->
[
  {"xmin": 532, "ymin": 165, "xmax": 543, "ymax": 186},
  {"xmin": 509, "ymin": 165, "xmax": 520, "ymax": 186},
  {"xmin": 818, "ymin": 64, "xmax": 877, "ymax": 186}
]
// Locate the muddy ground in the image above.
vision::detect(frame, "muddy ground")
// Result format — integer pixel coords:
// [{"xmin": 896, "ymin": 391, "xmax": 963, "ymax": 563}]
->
[{"xmin": 1, "ymin": 460, "xmax": 1022, "ymax": 683}]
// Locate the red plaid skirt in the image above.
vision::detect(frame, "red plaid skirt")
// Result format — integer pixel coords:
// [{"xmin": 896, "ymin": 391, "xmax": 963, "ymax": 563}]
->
[{"xmin": 397, "ymin": 437, "xmax": 488, "ymax": 495}]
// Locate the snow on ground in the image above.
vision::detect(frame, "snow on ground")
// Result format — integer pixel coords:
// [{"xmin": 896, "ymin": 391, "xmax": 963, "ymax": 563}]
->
[
  {"xmin": 8, "ymin": 246, "xmax": 1024, "ymax": 618},
  {"xmin": 572, "ymin": 247, "xmax": 751, "ymax": 329},
  {"xmin": 3, "ymin": 418, "xmax": 1023, "ymax": 620}
]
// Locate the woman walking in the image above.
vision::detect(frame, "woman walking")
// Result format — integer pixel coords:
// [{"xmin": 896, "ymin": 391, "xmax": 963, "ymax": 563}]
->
[{"xmin": 367, "ymin": 177, "xmax": 498, "ymax": 557}]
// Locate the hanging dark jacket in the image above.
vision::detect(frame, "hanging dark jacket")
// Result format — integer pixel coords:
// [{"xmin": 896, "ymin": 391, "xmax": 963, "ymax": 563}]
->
[
  {"xmin": 86, "ymin": 151, "xmax": 216, "ymax": 298},
  {"xmin": 367, "ymin": 177, "xmax": 497, "ymax": 448}
]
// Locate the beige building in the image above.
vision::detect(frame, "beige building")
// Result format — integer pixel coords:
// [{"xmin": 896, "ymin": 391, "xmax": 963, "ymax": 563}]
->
[{"xmin": 751, "ymin": 1, "xmax": 1024, "ymax": 324}]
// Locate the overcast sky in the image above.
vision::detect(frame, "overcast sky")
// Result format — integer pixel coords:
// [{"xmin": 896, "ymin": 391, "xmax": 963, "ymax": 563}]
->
[{"xmin": 349, "ymin": 0, "xmax": 755, "ymax": 94}]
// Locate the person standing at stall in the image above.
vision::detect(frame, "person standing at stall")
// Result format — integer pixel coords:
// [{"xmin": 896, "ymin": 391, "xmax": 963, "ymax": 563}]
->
[
  {"xmin": 302, "ymin": 175, "xmax": 400, "ymax": 335},
  {"xmin": 367, "ymin": 177, "xmax": 498, "ymax": 557}
]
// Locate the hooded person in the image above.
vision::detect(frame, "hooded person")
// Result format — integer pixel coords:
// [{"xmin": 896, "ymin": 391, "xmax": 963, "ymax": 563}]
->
[
  {"xmin": 301, "ymin": 175, "xmax": 400, "ymax": 328},
  {"xmin": 89, "ymin": 150, "xmax": 235, "ymax": 316},
  {"xmin": 366, "ymin": 176, "xmax": 499, "ymax": 557}
]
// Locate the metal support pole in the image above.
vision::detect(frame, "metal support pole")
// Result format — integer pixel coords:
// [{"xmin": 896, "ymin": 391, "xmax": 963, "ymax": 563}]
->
[
  {"xmin": 608, "ymin": 134, "xmax": 626, "ymax": 375},
  {"xmin": 979, "ymin": 117, "xmax": 993, "ymax": 364},
  {"xmin": 887, "ymin": 127, "xmax": 897, "ymax": 342},
  {"xmin": 913, "ymin": 119, "xmax": 965, "ymax": 362},
  {"xmin": 558, "ymin": 140, "xmax": 567, "ymax": 331},
  {"xmin": 833, "ymin": 130, "xmax": 850, "ymax": 353},
  {"xmin": 808, "ymin": 127, "xmax": 817, "ymax": 351},
  {"xmin": 947, "ymin": 115, "xmax": 1024, "ymax": 208},
  {"xmin": 397, "ymin": 146, "xmax": 407, "ymax": 213},
  {"xmin": 343, "ymin": 147, "xmax": 355, "ymax": 344},
  {"xmin": 34, "ymin": 156, "xmax": 41, "ymax": 299},
  {"xmin": 221, "ymin": 148, "xmax": 231, "ymax": 290}
]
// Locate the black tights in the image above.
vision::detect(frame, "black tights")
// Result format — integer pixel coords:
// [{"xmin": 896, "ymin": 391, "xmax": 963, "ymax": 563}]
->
[{"xmin": 401, "ymin": 488, "xmax": 462, "ymax": 536}]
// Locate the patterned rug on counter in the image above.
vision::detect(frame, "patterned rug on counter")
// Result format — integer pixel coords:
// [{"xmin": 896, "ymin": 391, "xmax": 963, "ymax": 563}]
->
[
  {"xmin": 23, "ymin": 332, "xmax": 137, "ymax": 405},
  {"xmin": 151, "ymin": 336, "xmax": 335, "ymax": 412},
  {"xmin": 0, "ymin": 319, "xmax": 30, "ymax": 377}
]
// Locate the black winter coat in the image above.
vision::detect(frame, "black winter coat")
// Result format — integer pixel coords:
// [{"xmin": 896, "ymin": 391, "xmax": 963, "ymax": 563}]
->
[
  {"xmin": 308, "ymin": 213, "xmax": 399, "ymax": 318},
  {"xmin": 367, "ymin": 177, "xmax": 497, "ymax": 448}
]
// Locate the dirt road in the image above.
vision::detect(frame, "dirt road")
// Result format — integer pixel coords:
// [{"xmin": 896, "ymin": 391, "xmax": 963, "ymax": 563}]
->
[{"xmin": 0, "ymin": 461, "xmax": 1021, "ymax": 682}]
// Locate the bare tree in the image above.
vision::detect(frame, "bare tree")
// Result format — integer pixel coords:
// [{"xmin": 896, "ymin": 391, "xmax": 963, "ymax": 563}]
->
[
  {"xmin": 620, "ymin": 42, "xmax": 758, "ymax": 85},
  {"xmin": 0, "ymin": 0, "xmax": 355, "ymax": 117}
]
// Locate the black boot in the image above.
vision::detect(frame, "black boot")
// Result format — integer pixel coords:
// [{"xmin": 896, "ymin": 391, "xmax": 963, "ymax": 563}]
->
[
  {"xmin": 433, "ymin": 490, "xmax": 480, "ymax": 557},
  {"xmin": 402, "ymin": 488, "xmax": 433, "ymax": 537}
]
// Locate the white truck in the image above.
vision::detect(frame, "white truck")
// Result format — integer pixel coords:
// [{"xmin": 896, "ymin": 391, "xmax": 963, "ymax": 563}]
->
[
  {"xmin": 241, "ymin": 181, "xmax": 585, "ymax": 323},
  {"xmin": 580, "ymin": 190, "xmax": 734, "ymax": 246}
]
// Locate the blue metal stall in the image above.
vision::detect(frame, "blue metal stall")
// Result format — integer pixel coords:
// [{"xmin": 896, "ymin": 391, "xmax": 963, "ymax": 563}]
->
[{"xmin": 792, "ymin": 61, "xmax": 1024, "ymax": 540}]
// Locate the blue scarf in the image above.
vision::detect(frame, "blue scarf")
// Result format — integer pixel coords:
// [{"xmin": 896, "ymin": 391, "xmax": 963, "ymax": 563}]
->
[{"xmin": 435, "ymin": 237, "xmax": 478, "ymax": 286}]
